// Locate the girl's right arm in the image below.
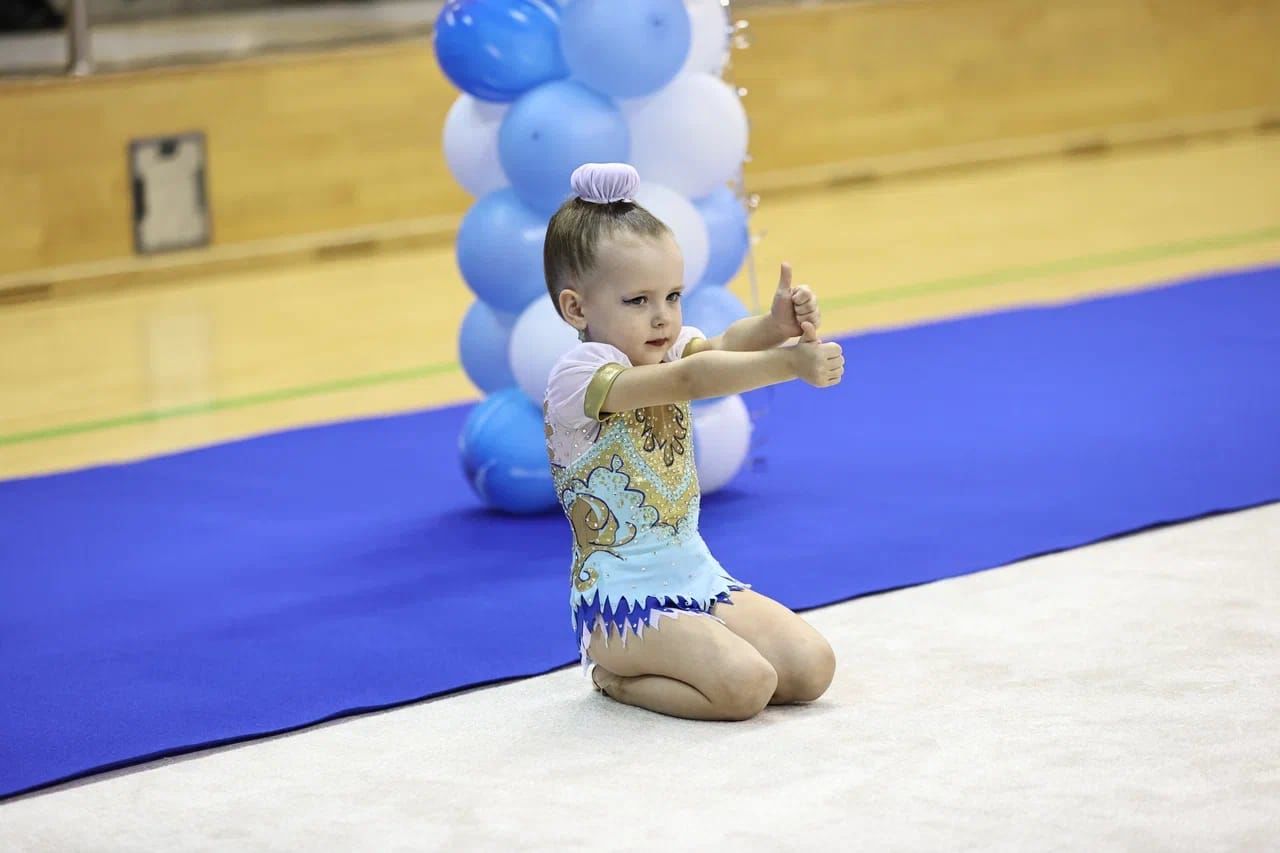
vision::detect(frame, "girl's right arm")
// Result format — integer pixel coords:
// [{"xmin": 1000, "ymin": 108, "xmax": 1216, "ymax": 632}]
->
[{"xmin": 601, "ymin": 322, "xmax": 844, "ymax": 415}]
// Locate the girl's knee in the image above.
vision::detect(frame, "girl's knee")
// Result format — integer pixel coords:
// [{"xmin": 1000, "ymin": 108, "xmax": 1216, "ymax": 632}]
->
[
  {"xmin": 781, "ymin": 638, "xmax": 836, "ymax": 703},
  {"xmin": 711, "ymin": 657, "xmax": 777, "ymax": 721}
]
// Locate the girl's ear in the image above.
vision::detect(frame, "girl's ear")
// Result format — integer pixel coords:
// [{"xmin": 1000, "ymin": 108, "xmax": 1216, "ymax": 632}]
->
[{"xmin": 559, "ymin": 288, "xmax": 587, "ymax": 333}]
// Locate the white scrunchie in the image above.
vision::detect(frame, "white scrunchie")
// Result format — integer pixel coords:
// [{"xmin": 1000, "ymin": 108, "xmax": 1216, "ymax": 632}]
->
[{"xmin": 570, "ymin": 162, "xmax": 639, "ymax": 204}]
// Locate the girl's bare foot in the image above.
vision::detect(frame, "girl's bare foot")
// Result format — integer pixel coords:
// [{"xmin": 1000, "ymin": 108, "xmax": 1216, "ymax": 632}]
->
[{"xmin": 589, "ymin": 664, "xmax": 610, "ymax": 694}]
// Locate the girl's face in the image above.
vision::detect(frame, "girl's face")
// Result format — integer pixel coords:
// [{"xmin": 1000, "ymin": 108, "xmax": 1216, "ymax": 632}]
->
[{"xmin": 561, "ymin": 231, "xmax": 685, "ymax": 367}]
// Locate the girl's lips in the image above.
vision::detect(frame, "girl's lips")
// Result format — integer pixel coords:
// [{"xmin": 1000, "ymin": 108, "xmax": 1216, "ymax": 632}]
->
[{"xmin": 646, "ymin": 338, "xmax": 669, "ymax": 347}]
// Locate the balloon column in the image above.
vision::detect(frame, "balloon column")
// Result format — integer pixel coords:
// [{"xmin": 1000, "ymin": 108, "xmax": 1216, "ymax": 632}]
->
[{"xmin": 439, "ymin": 0, "xmax": 757, "ymax": 513}]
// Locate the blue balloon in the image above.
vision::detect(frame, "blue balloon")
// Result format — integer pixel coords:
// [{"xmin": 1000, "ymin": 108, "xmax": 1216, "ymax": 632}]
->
[
  {"xmin": 459, "ymin": 301, "xmax": 518, "ymax": 393},
  {"xmin": 696, "ymin": 186, "xmax": 750, "ymax": 288},
  {"xmin": 433, "ymin": 0, "xmax": 568, "ymax": 103},
  {"xmin": 499, "ymin": 80, "xmax": 630, "ymax": 215},
  {"xmin": 559, "ymin": 0, "xmax": 691, "ymax": 98},
  {"xmin": 456, "ymin": 188, "xmax": 548, "ymax": 315},
  {"xmin": 459, "ymin": 388, "xmax": 558, "ymax": 514},
  {"xmin": 684, "ymin": 285, "xmax": 750, "ymax": 338}
]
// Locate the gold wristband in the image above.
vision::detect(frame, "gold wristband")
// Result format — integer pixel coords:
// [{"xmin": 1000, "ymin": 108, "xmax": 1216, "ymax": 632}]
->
[{"xmin": 682, "ymin": 337, "xmax": 710, "ymax": 358}]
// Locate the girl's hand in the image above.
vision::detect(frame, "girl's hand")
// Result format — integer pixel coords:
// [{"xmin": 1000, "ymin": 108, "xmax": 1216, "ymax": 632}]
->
[
  {"xmin": 787, "ymin": 322, "xmax": 844, "ymax": 387},
  {"xmin": 770, "ymin": 262, "xmax": 822, "ymax": 339}
]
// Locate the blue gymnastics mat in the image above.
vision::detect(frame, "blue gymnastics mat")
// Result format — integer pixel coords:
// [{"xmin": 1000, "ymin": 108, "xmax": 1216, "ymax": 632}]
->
[{"xmin": 2, "ymin": 265, "xmax": 1277, "ymax": 799}]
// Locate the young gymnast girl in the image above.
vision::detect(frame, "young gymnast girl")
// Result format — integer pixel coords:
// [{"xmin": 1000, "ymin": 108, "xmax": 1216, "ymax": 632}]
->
[{"xmin": 542, "ymin": 163, "xmax": 844, "ymax": 721}]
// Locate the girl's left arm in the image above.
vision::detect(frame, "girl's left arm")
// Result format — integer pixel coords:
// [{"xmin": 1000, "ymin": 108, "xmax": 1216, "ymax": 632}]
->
[{"xmin": 696, "ymin": 262, "xmax": 821, "ymax": 353}]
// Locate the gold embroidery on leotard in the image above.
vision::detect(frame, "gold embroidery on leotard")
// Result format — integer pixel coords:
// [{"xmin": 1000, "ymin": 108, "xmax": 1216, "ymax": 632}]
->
[
  {"xmin": 630, "ymin": 404, "xmax": 687, "ymax": 468},
  {"xmin": 567, "ymin": 490, "xmax": 638, "ymax": 592},
  {"xmin": 571, "ymin": 403, "xmax": 696, "ymax": 531}
]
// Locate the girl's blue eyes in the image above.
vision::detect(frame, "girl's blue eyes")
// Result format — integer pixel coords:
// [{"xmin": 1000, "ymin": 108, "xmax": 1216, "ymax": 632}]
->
[{"xmin": 625, "ymin": 293, "xmax": 682, "ymax": 306}]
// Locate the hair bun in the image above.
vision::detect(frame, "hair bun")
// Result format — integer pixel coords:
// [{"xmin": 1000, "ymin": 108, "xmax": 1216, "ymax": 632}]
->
[{"xmin": 570, "ymin": 162, "xmax": 640, "ymax": 204}]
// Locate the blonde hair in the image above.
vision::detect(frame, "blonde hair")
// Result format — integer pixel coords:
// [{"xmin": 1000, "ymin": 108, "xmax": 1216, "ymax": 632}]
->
[{"xmin": 543, "ymin": 197, "xmax": 670, "ymax": 318}]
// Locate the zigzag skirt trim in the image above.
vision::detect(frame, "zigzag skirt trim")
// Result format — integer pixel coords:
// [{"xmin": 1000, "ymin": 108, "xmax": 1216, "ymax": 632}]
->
[{"xmin": 572, "ymin": 584, "xmax": 749, "ymax": 673}]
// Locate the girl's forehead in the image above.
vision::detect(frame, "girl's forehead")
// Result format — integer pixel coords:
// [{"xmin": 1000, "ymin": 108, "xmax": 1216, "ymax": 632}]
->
[
  {"xmin": 594, "ymin": 232, "xmax": 681, "ymax": 277},
  {"xmin": 599, "ymin": 230, "xmax": 676, "ymax": 259}
]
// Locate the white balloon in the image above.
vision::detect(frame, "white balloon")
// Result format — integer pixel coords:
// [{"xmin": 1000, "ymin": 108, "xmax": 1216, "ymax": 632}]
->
[
  {"xmin": 627, "ymin": 73, "xmax": 748, "ymax": 200},
  {"xmin": 509, "ymin": 296, "xmax": 581, "ymax": 404},
  {"xmin": 683, "ymin": 0, "xmax": 729, "ymax": 76},
  {"xmin": 443, "ymin": 95, "xmax": 509, "ymax": 198},
  {"xmin": 692, "ymin": 395, "xmax": 752, "ymax": 495},
  {"xmin": 634, "ymin": 182, "xmax": 710, "ymax": 290}
]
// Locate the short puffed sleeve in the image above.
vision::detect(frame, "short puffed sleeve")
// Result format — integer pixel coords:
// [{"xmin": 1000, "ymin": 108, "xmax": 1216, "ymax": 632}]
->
[{"xmin": 544, "ymin": 342, "xmax": 633, "ymax": 431}]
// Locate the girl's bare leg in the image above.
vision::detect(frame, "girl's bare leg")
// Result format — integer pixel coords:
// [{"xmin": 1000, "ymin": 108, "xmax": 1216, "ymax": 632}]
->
[
  {"xmin": 587, "ymin": 614, "xmax": 777, "ymax": 721},
  {"xmin": 713, "ymin": 589, "xmax": 836, "ymax": 704}
]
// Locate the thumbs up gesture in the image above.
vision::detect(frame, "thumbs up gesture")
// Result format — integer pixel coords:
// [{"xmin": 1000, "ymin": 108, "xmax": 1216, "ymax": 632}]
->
[
  {"xmin": 788, "ymin": 321, "xmax": 845, "ymax": 388},
  {"xmin": 770, "ymin": 262, "xmax": 821, "ymax": 339}
]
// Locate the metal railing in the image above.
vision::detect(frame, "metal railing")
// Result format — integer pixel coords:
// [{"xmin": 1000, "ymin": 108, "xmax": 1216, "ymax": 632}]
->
[
  {"xmin": 10, "ymin": 0, "xmax": 817, "ymax": 78},
  {"xmin": 67, "ymin": 0, "xmax": 92, "ymax": 75},
  {"xmin": 2, "ymin": 0, "xmax": 442, "ymax": 77}
]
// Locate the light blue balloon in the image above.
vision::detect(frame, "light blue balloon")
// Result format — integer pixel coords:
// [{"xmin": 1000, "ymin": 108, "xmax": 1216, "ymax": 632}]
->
[
  {"xmin": 456, "ymin": 188, "xmax": 548, "ymax": 315},
  {"xmin": 433, "ymin": 0, "xmax": 568, "ymax": 103},
  {"xmin": 559, "ymin": 0, "xmax": 691, "ymax": 98},
  {"xmin": 459, "ymin": 388, "xmax": 558, "ymax": 514},
  {"xmin": 498, "ymin": 80, "xmax": 630, "ymax": 215},
  {"xmin": 684, "ymin": 285, "xmax": 749, "ymax": 338},
  {"xmin": 459, "ymin": 301, "xmax": 518, "ymax": 393},
  {"xmin": 695, "ymin": 185, "xmax": 750, "ymax": 288}
]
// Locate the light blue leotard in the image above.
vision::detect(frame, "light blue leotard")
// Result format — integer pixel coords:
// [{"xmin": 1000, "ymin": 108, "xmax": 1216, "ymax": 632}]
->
[{"xmin": 543, "ymin": 332, "xmax": 747, "ymax": 668}]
